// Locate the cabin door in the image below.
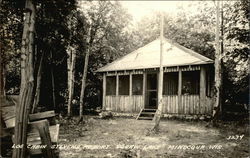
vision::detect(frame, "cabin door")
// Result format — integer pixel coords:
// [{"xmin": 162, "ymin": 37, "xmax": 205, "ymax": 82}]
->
[{"xmin": 145, "ymin": 73, "xmax": 157, "ymax": 109}]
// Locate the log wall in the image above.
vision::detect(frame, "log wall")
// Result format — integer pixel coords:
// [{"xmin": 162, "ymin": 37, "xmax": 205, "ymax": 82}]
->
[
  {"xmin": 104, "ymin": 95, "xmax": 213, "ymax": 115},
  {"xmin": 162, "ymin": 95, "xmax": 213, "ymax": 115},
  {"xmin": 104, "ymin": 95, "xmax": 144, "ymax": 113}
]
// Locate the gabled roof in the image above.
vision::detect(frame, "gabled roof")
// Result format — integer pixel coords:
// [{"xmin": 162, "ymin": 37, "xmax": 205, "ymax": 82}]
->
[{"xmin": 97, "ymin": 38, "xmax": 213, "ymax": 72}]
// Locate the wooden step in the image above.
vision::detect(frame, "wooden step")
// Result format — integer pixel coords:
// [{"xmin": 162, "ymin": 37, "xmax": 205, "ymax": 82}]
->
[
  {"xmin": 137, "ymin": 116, "xmax": 153, "ymax": 120},
  {"xmin": 136, "ymin": 109, "xmax": 144, "ymax": 120},
  {"xmin": 141, "ymin": 112, "xmax": 155, "ymax": 115},
  {"xmin": 136, "ymin": 108, "xmax": 156, "ymax": 120},
  {"xmin": 143, "ymin": 109, "xmax": 157, "ymax": 112}
]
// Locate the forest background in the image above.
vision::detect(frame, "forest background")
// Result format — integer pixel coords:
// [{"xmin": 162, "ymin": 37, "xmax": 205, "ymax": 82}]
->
[{"xmin": 0, "ymin": 0, "xmax": 249, "ymax": 117}]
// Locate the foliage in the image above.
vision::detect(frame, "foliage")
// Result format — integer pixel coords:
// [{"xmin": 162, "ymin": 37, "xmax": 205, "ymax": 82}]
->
[
  {"xmin": 35, "ymin": 0, "xmax": 77, "ymax": 111},
  {"xmin": 73, "ymin": 1, "xmax": 132, "ymax": 110},
  {"xmin": 0, "ymin": 1, "xmax": 23, "ymax": 94},
  {"xmin": 131, "ymin": 9, "xmax": 215, "ymax": 60},
  {"xmin": 1, "ymin": 0, "xmax": 77, "ymax": 110},
  {"xmin": 1, "ymin": 0, "xmax": 132, "ymax": 113},
  {"xmin": 222, "ymin": 0, "xmax": 249, "ymax": 108}
]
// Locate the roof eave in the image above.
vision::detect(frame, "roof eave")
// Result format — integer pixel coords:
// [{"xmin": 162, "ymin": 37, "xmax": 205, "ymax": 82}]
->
[{"xmin": 96, "ymin": 61, "xmax": 214, "ymax": 73}]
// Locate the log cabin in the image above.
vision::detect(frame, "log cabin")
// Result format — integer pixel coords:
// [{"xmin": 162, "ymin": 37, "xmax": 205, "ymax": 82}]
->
[{"xmin": 96, "ymin": 38, "xmax": 214, "ymax": 118}]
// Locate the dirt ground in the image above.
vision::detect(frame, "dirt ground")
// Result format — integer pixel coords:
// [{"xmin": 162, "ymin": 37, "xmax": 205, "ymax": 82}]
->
[{"xmin": 58, "ymin": 116, "xmax": 249, "ymax": 158}]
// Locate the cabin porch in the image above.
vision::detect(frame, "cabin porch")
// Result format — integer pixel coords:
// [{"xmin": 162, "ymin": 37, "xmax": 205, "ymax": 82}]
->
[{"xmin": 102, "ymin": 65, "xmax": 214, "ymax": 116}]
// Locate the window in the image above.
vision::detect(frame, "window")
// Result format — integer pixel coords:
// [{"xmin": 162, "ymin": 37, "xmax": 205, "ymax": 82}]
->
[
  {"xmin": 163, "ymin": 72, "xmax": 178, "ymax": 95},
  {"xmin": 132, "ymin": 74, "xmax": 143, "ymax": 95},
  {"xmin": 182, "ymin": 71, "xmax": 200, "ymax": 95},
  {"xmin": 106, "ymin": 76, "xmax": 116, "ymax": 95},
  {"xmin": 119, "ymin": 75, "xmax": 129, "ymax": 95}
]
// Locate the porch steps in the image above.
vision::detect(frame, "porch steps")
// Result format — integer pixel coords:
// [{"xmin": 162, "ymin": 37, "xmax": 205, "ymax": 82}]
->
[{"xmin": 136, "ymin": 108, "xmax": 157, "ymax": 120}]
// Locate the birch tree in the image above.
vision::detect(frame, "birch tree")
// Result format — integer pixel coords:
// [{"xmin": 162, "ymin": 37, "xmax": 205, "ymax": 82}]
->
[
  {"xmin": 67, "ymin": 46, "xmax": 76, "ymax": 116},
  {"xmin": 79, "ymin": 26, "xmax": 91, "ymax": 121},
  {"xmin": 152, "ymin": 12, "xmax": 164, "ymax": 132},
  {"xmin": 66, "ymin": 12, "xmax": 78, "ymax": 116},
  {"xmin": 213, "ymin": 0, "xmax": 223, "ymax": 122}
]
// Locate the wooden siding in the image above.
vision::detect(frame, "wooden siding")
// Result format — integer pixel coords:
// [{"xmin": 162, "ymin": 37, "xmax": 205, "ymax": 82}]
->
[
  {"xmin": 205, "ymin": 97, "xmax": 213, "ymax": 114},
  {"xmin": 162, "ymin": 95, "xmax": 179, "ymax": 113},
  {"xmin": 104, "ymin": 95, "xmax": 212, "ymax": 115},
  {"xmin": 162, "ymin": 95, "xmax": 212, "ymax": 115},
  {"xmin": 104, "ymin": 96, "xmax": 144, "ymax": 113},
  {"xmin": 180, "ymin": 95, "xmax": 200, "ymax": 114}
]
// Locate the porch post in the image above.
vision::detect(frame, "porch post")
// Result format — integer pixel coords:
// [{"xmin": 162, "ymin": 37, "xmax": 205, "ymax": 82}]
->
[
  {"xmin": 143, "ymin": 71, "xmax": 146, "ymax": 109},
  {"xmin": 116, "ymin": 74, "xmax": 119, "ymax": 96},
  {"xmin": 129, "ymin": 72, "xmax": 132, "ymax": 96},
  {"xmin": 102, "ymin": 73, "xmax": 106, "ymax": 110},
  {"xmin": 200, "ymin": 66, "xmax": 206, "ymax": 114},
  {"xmin": 178, "ymin": 68, "xmax": 182, "ymax": 114}
]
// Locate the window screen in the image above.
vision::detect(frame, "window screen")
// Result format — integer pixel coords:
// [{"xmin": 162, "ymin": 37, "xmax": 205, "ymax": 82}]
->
[
  {"xmin": 106, "ymin": 76, "xmax": 116, "ymax": 95},
  {"xmin": 119, "ymin": 75, "xmax": 129, "ymax": 95},
  {"xmin": 163, "ymin": 72, "xmax": 178, "ymax": 95},
  {"xmin": 182, "ymin": 71, "xmax": 200, "ymax": 95},
  {"xmin": 132, "ymin": 74, "xmax": 143, "ymax": 95}
]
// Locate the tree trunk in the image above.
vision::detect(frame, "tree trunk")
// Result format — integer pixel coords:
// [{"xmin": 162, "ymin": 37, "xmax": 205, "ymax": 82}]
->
[
  {"xmin": 79, "ymin": 27, "xmax": 92, "ymax": 120},
  {"xmin": 220, "ymin": 2, "xmax": 224, "ymax": 114},
  {"xmin": 31, "ymin": 53, "xmax": 43, "ymax": 113},
  {"xmin": 213, "ymin": 0, "xmax": 223, "ymax": 122},
  {"xmin": 79, "ymin": 46, "xmax": 90, "ymax": 120},
  {"xmin": 0, "ymin": 40, "xmax": 5, "ymax": 107},
  {"xmin": 67, "ymin": 46, "xmax": 76, "ymax": 116},
  {"xmin": 0, "ymin": 45, "xmax": 5, "ymax": 97},
  {"xmin": 67, "ymin": 47, "xmax": 72, "ymax": 115},
  {"xmin": 51, "ymin": 62, "xmax": 56, "ymax": 110},
  {"xmin": 152, "ymin": 12, "xmax": 164, "ymax": 132},
  {"xmin": 13, "ymin": 0, "xmax": 36, "ymax": 157}
]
